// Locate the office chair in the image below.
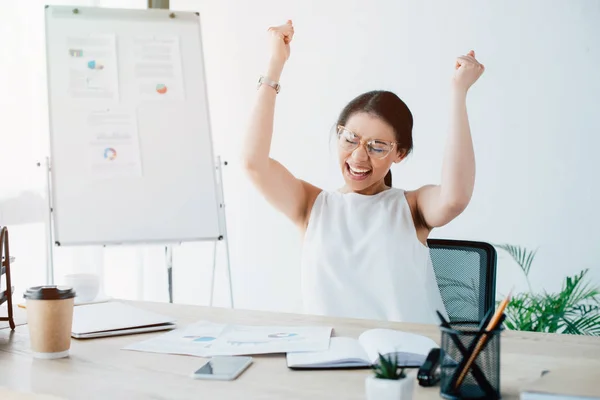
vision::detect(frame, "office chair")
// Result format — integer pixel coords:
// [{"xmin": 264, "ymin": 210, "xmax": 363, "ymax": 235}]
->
[{"xmin": 427, "ymin": 238, "xmax": 497, "ymax": 324}]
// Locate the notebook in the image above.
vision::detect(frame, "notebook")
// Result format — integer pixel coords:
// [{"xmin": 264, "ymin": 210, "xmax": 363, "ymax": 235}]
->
[
  {"xmin": 286, "ymin": 328, "xmax": 437, "ymax": 369},
  {"xmin": 520, "ymin": 368, "xmax": 600, "ymax": 400},
  {"xmin": 71, "ymin": 301, "xmax": 176, "ymax": 339}
]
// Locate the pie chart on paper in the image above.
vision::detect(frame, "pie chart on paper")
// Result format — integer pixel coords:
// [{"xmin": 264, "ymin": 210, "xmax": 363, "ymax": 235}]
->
[
  {"xmin": 104, "ymin": 148, "xmax": 117, "ymax": 161},
  {"xmin": 87, "ymin": 60, "xmax": 104, "ymax": 70},
  {"xmin": 156, "ymin": 84, "xmax": 168, "ymax": 94},
  {"xmin": 194, "ymin": 336, "xmax": 216, "ymax": 342},
  {"xmin": 268, "ymin": 332, "xmax": 298, "ymax": 338}
]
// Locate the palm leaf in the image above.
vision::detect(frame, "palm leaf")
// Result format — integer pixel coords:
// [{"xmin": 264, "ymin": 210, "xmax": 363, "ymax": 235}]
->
[
  {"xmin": 505, "ymin": 292, "xmax": 547, "ymax": 332},
  {"xmin": 436, "ymin": 276, "xmax": 479, "ymax": 307},
  {"xmin": 496, "ymin": 243, "xmax": 600, "ymax": 336},
  {"xmin": 495, "ymin": 243, "xmax": 537, "ymax": 278},
  {"xmin": 566, "ymin": 269, "xmax": 600, "ymax": 307},
  {"xmin": 506, "ymin": 271, "xmax": 600, "ymax": 335},
  {"xmin": 561, "ymin": 313, "xmax": 600, "ymax": 336},
  {"xmin": 572, "ymin": 304, "xmax": 600, "ymax": 315}
]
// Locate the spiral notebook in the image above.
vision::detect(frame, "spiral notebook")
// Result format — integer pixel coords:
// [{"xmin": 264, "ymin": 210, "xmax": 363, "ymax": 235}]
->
[{"xmin": 286, "ymin": 328, "xmax": 437, "ymax": 369}]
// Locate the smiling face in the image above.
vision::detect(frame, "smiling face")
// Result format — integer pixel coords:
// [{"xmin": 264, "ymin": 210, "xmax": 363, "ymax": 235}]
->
[{"xmin": 338, "ymin": 112, "xmax": 405, "ymax": 194}]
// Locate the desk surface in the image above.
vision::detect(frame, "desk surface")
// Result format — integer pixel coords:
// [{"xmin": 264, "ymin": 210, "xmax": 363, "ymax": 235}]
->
[{"xmin": 1, "ymin": 301, "xmax": 599, "ymax": 400}]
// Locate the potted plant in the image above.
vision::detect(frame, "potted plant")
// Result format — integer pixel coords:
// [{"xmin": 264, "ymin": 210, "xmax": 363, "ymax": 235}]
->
[{"xmin": 365, "ymin": 352, "xmax": 415, "ymax": 400}]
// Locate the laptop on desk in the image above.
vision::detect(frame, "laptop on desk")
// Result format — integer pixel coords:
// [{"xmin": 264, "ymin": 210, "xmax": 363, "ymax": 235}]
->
[{"xmin": 71, "ymin": 301, "xmax": 176, "ymax": 339}]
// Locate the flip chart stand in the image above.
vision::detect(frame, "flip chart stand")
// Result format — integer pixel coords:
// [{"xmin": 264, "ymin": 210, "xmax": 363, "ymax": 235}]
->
[{"xmin": 38, "ymin": 156, "xmax": 234, "ymax": 308}]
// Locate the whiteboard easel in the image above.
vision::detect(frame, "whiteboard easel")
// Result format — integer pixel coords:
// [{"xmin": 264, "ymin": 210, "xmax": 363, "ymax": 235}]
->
[{"xmin": 42, "ymin": 5, "xmax": 233, "ymax": 307}]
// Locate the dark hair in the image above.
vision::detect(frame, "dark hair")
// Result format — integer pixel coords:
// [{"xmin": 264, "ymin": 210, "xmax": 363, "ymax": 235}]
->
[{"xmin": 336, "ymin": 90, "xmax": 414, "ymax": 186}]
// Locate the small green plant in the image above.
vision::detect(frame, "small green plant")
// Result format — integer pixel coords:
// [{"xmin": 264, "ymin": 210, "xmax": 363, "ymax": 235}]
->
[
  {"xmin": 496, "ymin": 244, "xmax": 600, "ymax": 335},
  {"xmin": 371, "ymin": 352, "xmax": 406, "ymax": 380}
]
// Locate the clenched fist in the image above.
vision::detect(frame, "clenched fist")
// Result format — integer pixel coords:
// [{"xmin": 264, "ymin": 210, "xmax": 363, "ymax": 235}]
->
[
  {"xmin": 267, "ymin": 20, "xmax": 294, "ymax": 66},
  {"xmin": 453, "ymin": 50, "xmax": 485, "ymax": 92}
]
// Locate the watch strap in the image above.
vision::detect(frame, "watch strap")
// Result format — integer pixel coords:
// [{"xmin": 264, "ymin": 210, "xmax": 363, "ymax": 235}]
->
[{"xmin": 257, "ymin": 75, "xmax": 280, "ymax": 93}]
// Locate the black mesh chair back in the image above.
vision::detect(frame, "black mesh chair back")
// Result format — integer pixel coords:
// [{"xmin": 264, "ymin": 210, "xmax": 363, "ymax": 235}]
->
[{"xmin": 427, "ymin": 238, "xmax": 497, "ymax": 323}]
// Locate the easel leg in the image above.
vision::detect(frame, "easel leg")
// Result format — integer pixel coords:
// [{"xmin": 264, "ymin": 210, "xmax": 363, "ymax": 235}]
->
[
  {"xmin": 223, "ymin": 236, "xmax": 234, "ymax": 308},
  {"xmin": 208, "ymin": 238, "xmax": 234, "ymax": 308},
  {"xmin": 209, "ymin": 241, "xmax": 217, "ymax": 307},
  {"xmin": 40, "ymin": 157, "xmax": 55, "ymax": 285},
  {"xmin": 213, "ymin": 156, "xmax": 234, "ymax": 309},
  {"xmin": 165, "ymin": 245, "xmax": 173, "ymax": 303}
]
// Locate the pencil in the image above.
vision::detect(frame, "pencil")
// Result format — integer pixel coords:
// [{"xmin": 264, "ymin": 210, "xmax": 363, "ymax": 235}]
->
[{"xmin": 453, "ymin": 289, "xmax": 512, "ymax": 389}]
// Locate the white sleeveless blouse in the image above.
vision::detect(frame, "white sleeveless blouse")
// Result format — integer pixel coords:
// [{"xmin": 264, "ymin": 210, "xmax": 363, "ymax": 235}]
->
[{"xmin": 300, "ymin": 188, "xmax": 448, "ymax": 324}]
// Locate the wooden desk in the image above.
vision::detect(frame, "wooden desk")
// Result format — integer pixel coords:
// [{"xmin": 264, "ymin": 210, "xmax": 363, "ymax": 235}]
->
[{"xmin": 1, "ymin": 301, "xmax": 599, "ymax": 399}]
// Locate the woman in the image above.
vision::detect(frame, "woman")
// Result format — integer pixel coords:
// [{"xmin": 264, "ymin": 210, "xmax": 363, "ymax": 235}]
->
[{"xmin": 242, "ymin": 20, "xmax": 484, "ymax": 324}]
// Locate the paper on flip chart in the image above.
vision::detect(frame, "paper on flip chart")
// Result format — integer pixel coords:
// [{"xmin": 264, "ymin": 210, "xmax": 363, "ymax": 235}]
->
[
  {"xmin": 83, "ymin": 107, "xmax": 143, "ymax": 179},
  {"xmin": 132, "ymin": 35, "xmax": 185, "ymax": 101},
  {"xmin": 66, "ymin": 34, "xmax": 119, "ymax": 101}
]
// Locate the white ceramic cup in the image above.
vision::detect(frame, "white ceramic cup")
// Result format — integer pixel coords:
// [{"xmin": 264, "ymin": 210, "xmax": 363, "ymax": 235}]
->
[{"xmin": 63, "ymin": 273, "xmax": 99, "ymax": 303}]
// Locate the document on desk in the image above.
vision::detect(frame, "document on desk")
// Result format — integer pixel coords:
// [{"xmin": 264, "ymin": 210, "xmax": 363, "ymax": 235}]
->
[
  {"xmin": 123, "ymin": 321, "xmax": 333, "ymax": 356},
  {"xmin": 123, "ymin": 321, "xmax": 226, "ymax": 357},
  {"xmin": 206, "ymin": 323, "xmax": 333, "ymax": 356}
]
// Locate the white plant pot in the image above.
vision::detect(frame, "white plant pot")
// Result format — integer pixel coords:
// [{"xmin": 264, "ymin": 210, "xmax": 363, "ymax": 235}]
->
[{"xmin": 365, "ymin": 374, "xmax": 415, "ymax": 400}]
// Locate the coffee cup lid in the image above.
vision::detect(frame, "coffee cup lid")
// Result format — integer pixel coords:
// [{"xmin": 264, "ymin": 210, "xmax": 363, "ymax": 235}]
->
[{"xmin": 24, "ymin": 286, "xmax": 76, "ymax": 300}]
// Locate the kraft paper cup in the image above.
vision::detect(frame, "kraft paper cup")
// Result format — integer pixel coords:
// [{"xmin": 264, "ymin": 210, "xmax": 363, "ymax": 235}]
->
[{"xmin": 24, "ymin": 286, "xmax": 76, "ymax": 359}]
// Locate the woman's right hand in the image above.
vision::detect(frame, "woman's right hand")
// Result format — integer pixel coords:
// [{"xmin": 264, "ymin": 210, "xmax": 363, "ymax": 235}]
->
[{"xmin": 267, "ymin": 20, "xmax": 294, "ymax": 66}]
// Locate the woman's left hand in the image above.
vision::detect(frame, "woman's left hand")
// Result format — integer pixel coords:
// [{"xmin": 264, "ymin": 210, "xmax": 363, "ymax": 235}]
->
[{"xmin": 453, "ymin": 50, "xmax": 485, "ymax": 92}]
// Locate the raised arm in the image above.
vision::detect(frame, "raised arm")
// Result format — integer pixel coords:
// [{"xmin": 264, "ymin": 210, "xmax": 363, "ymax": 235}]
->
[
  {"xmin": 414, "ymin": 50, "xmax": 485, "ymax": 229},
  {"xmin": 241, "ymin": 20, "xmax": 320, "ymax": 229}
]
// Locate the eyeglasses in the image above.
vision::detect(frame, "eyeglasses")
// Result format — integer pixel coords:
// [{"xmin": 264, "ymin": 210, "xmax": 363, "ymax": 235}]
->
[{"xmin": 336, "ymin": 125, "xmax": 398, "ymax": 159}]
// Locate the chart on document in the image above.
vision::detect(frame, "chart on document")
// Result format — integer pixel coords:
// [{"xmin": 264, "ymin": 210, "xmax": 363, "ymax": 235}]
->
[{"xmin": 66, "ymin": 33, "xmax": 119, "ymax": 101}]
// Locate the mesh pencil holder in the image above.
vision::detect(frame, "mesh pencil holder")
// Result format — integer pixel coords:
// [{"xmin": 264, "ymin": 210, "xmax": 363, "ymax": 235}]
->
[{"xmin": 439, "ymin": 322, "xmax": 502, "ymax": 400}]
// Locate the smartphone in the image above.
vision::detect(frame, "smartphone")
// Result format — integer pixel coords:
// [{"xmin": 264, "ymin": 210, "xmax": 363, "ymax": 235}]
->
[{"xmin": 191, "ymin": 356, "xmax": 253, "ymax": 381}]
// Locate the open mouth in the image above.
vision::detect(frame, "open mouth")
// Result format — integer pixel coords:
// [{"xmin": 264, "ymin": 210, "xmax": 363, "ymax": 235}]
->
[{"xmin": 346, "ymin": 163, "xmax": 372, "ymax": 180}]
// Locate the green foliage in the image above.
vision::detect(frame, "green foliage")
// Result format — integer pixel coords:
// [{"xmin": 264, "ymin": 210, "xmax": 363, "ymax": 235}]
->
[
  {"xmin": 371, "ymin": 353, "xmax": 406, "ymax": 380},
  {"xmin": 496, "ymin": 244, "xmax": 600, "ymax": 336},
  {"xmin": 494, "ymin": 244, "xmax": 537, "ymax": 292}
]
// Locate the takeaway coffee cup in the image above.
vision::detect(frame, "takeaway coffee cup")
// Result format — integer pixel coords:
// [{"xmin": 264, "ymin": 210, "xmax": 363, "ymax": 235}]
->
[{"xmin": 24, "ymin": 286, "xmax": 76, "ymax": 359}]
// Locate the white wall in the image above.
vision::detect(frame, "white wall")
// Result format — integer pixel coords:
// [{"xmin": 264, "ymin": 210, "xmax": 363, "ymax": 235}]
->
[
  {"xmin": 1, "ymin": 0, "xmax": 599, "ymax": 314},
  {"xmin": 171, "ymin": 0, "xmax": 600, "ymax": 311}
]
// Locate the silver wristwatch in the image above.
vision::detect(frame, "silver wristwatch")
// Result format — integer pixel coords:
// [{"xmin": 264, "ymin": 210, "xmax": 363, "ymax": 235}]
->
[{"xmin": 257, "ymin": 75, "xmax": 280, "ymax": 93}]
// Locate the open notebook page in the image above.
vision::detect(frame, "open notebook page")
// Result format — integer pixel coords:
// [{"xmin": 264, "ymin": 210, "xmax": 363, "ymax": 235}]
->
[
  {"xmin": 286, "ymin": 337, "xmax": 371, "ymax": 368},
  {"xmin": 358, "ymin": 329, "xmax": 437, "ymax": 367}
]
